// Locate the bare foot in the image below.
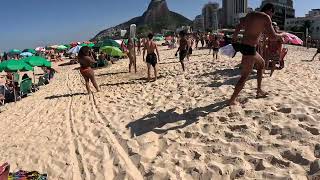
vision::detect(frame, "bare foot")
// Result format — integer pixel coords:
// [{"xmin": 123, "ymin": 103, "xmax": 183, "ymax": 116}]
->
[
  {"xmin": 256, "ymin": 90, "xmax": 269, "ymax": 99},
  {"xmin": 228, "ymin": 100, "xmax": 240, "ymax": 106}
]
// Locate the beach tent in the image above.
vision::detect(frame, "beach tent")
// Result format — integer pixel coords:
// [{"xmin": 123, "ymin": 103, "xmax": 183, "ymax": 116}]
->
[
  {"xmin": 100, "ymin": 46, "xmax": 124, "ymax": 57},
  {"xmin": 68, "ymin": 45, "xmax": 82, "ymax": 54},
  {"xmin": 22, "ymin": 49, "xmax": 36, "ymax": 54},
  {"xmin": 20, "ymin": 52, "xmax": 34, "ymax": 57}
]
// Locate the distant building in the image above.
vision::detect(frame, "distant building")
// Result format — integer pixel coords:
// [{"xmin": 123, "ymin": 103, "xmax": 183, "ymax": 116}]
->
[
  {"xmin": 193, "ymin": 15, "xmax": 204, "ymax": 32},
  {"xmin": 259, "ymin": 0, "xmax": 295, "ymax": 29},
  {"xmin": 285, "ymin": 16, "xmax": 320, "ymax": 40},
  {"xmin": 306, "ymin": 9, "xmax": 320, "ymax": 17},
  {"xmin": 222, "ymin": 0, "xmax": 248, "ymax": 27},
  {"xmin": 202, "ymin": 2, "xmax": 220, "ymax": 31}
]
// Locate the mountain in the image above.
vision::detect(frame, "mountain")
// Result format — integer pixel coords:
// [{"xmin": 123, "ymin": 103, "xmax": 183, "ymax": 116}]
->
[{"xmin": 93, "ymin": 0, "xmax": 192, "ymax": 40}]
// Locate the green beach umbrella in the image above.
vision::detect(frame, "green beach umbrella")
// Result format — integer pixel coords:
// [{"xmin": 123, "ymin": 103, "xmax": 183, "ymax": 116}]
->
[
  {"xmin": 23, "ymin": 56, "xmax": 51, "ymax": 67},
  {"xmin": 95, "ymin": 39, "xmax": 120, "ymax": 48},
  {"xmin": 56, "ymin": 45, "xmax": 68, "ymax": 50},
  {"xmin": 64, "ymin": 44, "xmax": 71, "ymax": 49},
  {"xmin": 100, "ymin": 46, "xmax": 124, "ymax": 57},
  {"xmin": 22, "ymin": 49, "xmax": 36, "ymax": 54},
  {"xmin": 80, "ymin": 43, "xmax": 95, "ymax": 48},
  {"xmin": 9, "ymin": 49, "xmax": 22, "ymax": 55},
  {"xmin": 0, "ymin": 60, "xmax": 34, "ymax": 72}
]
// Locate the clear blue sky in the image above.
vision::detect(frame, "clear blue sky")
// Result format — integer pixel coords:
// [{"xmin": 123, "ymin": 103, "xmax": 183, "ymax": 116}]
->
[{"xmin": 0, "ymin": 0, "xmax": 318, "ymax": 51}]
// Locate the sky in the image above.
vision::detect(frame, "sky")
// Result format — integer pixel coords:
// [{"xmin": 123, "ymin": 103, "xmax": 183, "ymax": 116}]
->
[{"xmin": 0, "ymin": 0, "xmax": 318, "ymax": 51}]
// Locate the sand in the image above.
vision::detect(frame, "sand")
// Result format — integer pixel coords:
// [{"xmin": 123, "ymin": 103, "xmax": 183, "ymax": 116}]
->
[{"xmin": 0, "ymin": 45, "xmax": 320, "ymax": 179}]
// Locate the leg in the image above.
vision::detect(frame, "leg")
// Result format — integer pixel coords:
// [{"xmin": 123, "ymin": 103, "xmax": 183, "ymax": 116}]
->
[
  {"xmin": 147, "ymin": 63, "xmax": 151, "ymax": 82},
  {"xmin": 180, "ymin": 60, "xmax": 185, "ymax": 72},
  {"xmin": 254, "ymin": 53, "xmax": 268, "ymax": 97},
  {"xmin": 88, "ymin": 70, "xmax": 100, "ymax": 92},
  {"xmin": 311, "ymin": 52, "xmax": 318, "ymax": 61},
  {"xmin": 82, "ymin": 74, "xmax": 91, "ymax": 94},
  {"xmin": 229, "ymin": 56, "xmax": 255, "ymax": 105},
  {"xmin": 154, "ymin": 65, "xmax": 157, "ymax": 81}
]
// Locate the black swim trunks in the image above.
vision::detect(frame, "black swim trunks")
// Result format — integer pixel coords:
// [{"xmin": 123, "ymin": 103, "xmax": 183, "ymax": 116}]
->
[
  {"xmin": 232, "ymin": 43, "xmax": 256, "ymax": 56},
  {"xmin": 188, "ymin": 48, "xmax": 193, "ymax": 55},
  {"xmin": 179, "ymin": 49, "xmax": 188, "ymax": 61},
  {"xmin": 146, "ymin": 53, "xmax": 157, "ymax": 67},
  {"xmin": 213, "ymin": 47, "xmax": 219, "ymax": 52}
]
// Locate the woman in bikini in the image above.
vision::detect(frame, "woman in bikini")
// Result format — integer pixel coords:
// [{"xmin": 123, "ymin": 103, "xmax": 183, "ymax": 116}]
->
[
  {"xmin": 127, "ymin": 38, "xmax": 136, "ymax": 73},
  {"xmin": 78, "ymin": 46, "xmax": 100, "ymax": 94}
]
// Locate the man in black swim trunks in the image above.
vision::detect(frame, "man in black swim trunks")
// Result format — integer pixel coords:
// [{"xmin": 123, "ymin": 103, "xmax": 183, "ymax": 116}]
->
[
  {"xmin": 175, "ymin": 31, "xmax": 190, "ymax": 71},
  {"xmin": 143, "ymin": 33, "xmax": 160, "ymax": 82},
  {"xmin": 229, "ymin": 3, "xmax": 286, "ymax": 106}
]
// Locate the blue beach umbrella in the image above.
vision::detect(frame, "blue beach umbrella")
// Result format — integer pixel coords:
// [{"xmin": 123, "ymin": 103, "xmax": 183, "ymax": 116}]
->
[{"xmin": 20, "ymin": 52, "xmax": 34, "ymax": 57}]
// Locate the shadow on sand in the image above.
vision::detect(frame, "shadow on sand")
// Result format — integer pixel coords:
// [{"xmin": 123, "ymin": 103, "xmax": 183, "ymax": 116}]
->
[
  {"xmin": 45, "ymin": 92, "xmax": 87, "ymax": 99},
  {"xmin": 96, "ymin": 71, "xmax": 128, "ymax": 77},
  {"xmin": 126, "ymin": 100, "xmax": 228, "ymax": 137},
  {"xmin": 198, "ymin": 67, "xmax": 256, "ymax": 88}
]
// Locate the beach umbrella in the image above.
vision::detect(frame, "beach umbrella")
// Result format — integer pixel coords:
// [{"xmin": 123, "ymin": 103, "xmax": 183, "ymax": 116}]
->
[
  {"xmin": 56, "ymin": 45, "xmax": 68, "ymax": 50},
  {"xmin": 284, "ymin": 33, "xmax": 303, "ymax": 45},
  {"xmin": 8, "ymin": 49, "xmax": 22, "ymax": 55},
  {"xmin": 22, "ymin": 49, "xmax": 36, "ymax": 54},
  {"xmin": 68, "ymin": 45, "xmax": 82, "ymax": 54},
  {"xmin": 0, "ymin": 59, "xmax": 34, "ymax": 72},
  {"xmin": 100, "ymin": 46, "xmax": 124, "ymax": 57},
  {"xmin": 35, "ymin": 47, "xmax": 46, "ymax": 52},
  {"xmin": 23, "ymin": 56, "xmax": 51, "ymax": 67},
  {"xmin": 20, "ymin": 52, "xmax": 34, "ymax": 57},
  {"xmin": 49, "ymin": 45, "xmax": 59, "ymax": 49},
  {"xmin": 95, "ymin": 39, "xmax": 120, "ymax": 48},
  {"xmin": 80, "ymin": 43, "xmax": 94, "ymax": 48},
  {"xmin": 64, "ymin": 44, "xmax": 71, "ymax": 49}
]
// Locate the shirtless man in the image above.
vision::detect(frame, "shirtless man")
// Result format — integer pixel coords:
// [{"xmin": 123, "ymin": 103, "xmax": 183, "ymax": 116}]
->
[
  {"xmin": 175, "ymin": 31, "xmax": 190, "ymax": 71},
  {"xmin": 229, "ymin": 3, "xmax": 285, "ymax": 106},
  {"xmin": 143, "ymin": 33, "xmax": 160, "ymax": 82},
  {"xmin": 311, "ymin": 42, "xmax": 320, "ymax": 61}
]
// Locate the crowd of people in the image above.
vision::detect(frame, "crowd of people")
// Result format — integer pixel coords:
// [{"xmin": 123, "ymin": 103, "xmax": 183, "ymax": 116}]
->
[
  {"xmin": 2, "ymin": 3, "xmax": 319, "ymax": 107},
  {"xmin": 77, "ymin": 3, "xmax": 320, "ymax": 107}
]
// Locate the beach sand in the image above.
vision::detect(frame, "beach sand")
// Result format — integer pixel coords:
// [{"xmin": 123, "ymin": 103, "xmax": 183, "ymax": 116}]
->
[{"xmin": 0, "ymin": 45, "xmax": 320, "ymax": 179}]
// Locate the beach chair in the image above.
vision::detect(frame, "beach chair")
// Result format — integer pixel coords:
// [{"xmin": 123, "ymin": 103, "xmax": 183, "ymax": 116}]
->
[
  {"xmin": 20, "ymin": 78, "xmax": 32, "ymax": 97},
  {"xmin": 264, "ymin": 39, "xmax": 288, "ymax": 77}
]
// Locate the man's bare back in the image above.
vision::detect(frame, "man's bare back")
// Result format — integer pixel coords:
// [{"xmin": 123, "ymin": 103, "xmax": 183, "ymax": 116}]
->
[
  {"xmin": 237, "ymin": 12, "xmax": 280, "ymax": 47},
  {"xmin": 145, "ymin": 40, "xmax": 156, "ymax": 54}
]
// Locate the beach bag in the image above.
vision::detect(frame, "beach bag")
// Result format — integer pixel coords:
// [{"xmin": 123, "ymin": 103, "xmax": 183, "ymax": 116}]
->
[{"xmin": 219, "ymin": 44, "xmax": 236, "ymax": 58}]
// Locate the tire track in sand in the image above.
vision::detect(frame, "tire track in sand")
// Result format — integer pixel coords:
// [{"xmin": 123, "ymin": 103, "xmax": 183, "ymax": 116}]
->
[
  {"xmin": 89, "ymin": 91, "xmax": 144, "ymax": 180},
  {"xmin": 65, "ymin": 72, "xmax": 89, "ymax": 180}
]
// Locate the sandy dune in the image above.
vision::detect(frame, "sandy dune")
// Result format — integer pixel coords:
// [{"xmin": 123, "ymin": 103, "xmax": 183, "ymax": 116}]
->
[{"xmin": 0, "ymin": 45, "xmax": 320, "ymax": 179}]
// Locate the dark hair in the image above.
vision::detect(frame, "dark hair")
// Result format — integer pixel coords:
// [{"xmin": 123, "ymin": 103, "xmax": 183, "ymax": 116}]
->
[
  {"xmin": 261, "ymin": 3, "xmax": 275, "ymax": 13},
  {"xmin": 179, "ymin": 30, "xmax": 186, "ymax": 37},
  {"xmin": 78, "ymin": 46, "xmax": 90, "ymax": 58},
  {"xmin": 148, "ymin": 33, "xmax": 154, "ymax": 40}
]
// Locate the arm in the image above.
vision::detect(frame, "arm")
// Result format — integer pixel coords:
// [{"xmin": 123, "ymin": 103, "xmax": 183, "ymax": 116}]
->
[
  {"xmin": 155, "ymin": 44, "xmax": 160, "ymax": 61},
  {"xmin": 143, "ymin": 46, "xmax": 146, "ymax": 61},
  {"xmin": 85, "ymin": 56, "xmax": 96, "ymax": 64},
  {"xmin": 232, "ymin": 18, "xmax": 244, "ymax": 42},
  {"xmin": 264, "ymin": 15, "xmax": 284, "ymax": 40}
]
